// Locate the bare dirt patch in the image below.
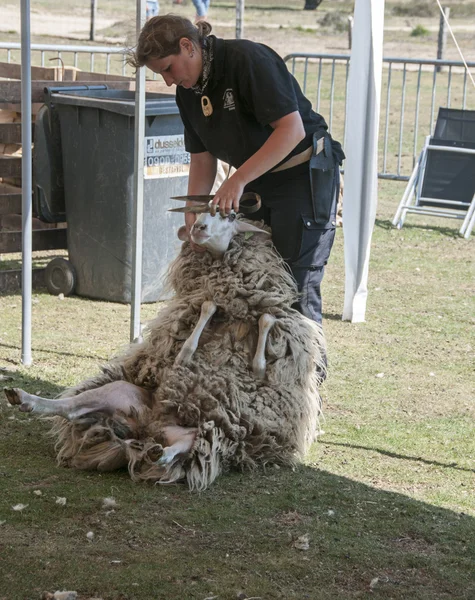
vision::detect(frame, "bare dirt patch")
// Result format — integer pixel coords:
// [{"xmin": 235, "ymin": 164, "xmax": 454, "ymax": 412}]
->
[{"xmin": 1, "ymin": 1, "xmax": 475, "ymax": 61}]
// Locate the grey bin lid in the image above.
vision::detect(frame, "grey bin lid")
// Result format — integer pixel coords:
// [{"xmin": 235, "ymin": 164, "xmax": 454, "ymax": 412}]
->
[{"xmin": 48, "ymin": 89, "xmax": 179, "ymax": 117}]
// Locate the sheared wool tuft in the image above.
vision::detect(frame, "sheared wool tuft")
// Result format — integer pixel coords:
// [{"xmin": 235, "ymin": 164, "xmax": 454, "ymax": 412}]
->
[{"xmin": 52, "ymin": 221, "xmax": 326, "ymax": 490}]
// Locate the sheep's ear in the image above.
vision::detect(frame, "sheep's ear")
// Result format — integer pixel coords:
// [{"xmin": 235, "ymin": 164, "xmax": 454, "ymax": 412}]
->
[
  {"xmin": 235, "ymin": 220, "xmax": 271, "ymax": 237},
  {"xmin": 177, "ymin": 225, "xmax": 189, "ymax": 241}
]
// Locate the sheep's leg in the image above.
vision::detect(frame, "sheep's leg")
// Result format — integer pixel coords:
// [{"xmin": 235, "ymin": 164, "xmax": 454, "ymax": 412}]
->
[
  {"xmin": 4, "ymin": 387, "xmax": 79, "ymax": 417},
  {"xmin": 175, "ymin": 300, "xmax": 217, "ymax": 367},
  {"xmin": 156, "ymin": 425, "xmax": 198, "ymax": 466},
  {"xmin": 4, "ymin": 381, "xmax": 151, "ymax": 421},
  {"xmin": 252, "ymin": 313, "xmax": 276, "ymax": 379}
]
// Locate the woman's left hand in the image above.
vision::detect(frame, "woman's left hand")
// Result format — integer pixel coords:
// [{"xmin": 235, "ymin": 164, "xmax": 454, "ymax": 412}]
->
[{"xmin": 209, "ymin": 174, "xmax": 245, "ymax": 217}]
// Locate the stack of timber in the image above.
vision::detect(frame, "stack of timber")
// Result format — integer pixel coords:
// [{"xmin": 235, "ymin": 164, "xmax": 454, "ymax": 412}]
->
[{"xmin": 0, "ymin": 61, "xmax": 169, "ymax": 294}]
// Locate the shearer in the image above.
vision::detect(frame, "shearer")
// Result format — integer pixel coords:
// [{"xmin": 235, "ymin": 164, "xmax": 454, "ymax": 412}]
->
[{"xmin": 128, "ymin": 14, "xmax": 344, "ymax": 325}]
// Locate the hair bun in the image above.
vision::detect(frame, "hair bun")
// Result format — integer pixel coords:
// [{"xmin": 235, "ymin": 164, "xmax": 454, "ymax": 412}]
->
[{"xmin": 196, "ymin": 21, "xmax": 212, "ymax": 37}]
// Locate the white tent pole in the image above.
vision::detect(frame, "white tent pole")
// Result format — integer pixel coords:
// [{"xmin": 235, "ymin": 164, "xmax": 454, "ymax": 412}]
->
[
  {"xmin": 21, "ymin": 0, "xmax": 32, "ymax": 365},
  {"xmin": 236, "ymin": 0, "xmax": 245, "ymax": 39},
  {"xmin": 130, "ymin": 0, "xmax": 146, "ymax": 343},
  {"xmin": 342, "ymin": 0, "xmax": 385, "ymax": 323}
]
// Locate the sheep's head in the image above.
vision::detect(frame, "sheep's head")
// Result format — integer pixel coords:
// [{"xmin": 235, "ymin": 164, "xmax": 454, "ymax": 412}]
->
[{"xmin": 178, "ymin": 213, "xmax": 271, "ymax": 257}]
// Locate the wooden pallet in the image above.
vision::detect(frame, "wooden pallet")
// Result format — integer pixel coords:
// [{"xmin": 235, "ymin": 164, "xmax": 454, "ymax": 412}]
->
[
  {"xmin": 0, "ymin": 183, "xmax": 21, "ymax": 215},
  {"xmin": 0, "ymin": 155, "xmax": 21, "ymax": 178}
]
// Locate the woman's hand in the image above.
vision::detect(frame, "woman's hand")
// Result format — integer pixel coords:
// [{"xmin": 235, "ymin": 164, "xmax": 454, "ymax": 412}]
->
[{"xmin": 209, "ymin": 173, "xmax": 246, "ymax": 217}]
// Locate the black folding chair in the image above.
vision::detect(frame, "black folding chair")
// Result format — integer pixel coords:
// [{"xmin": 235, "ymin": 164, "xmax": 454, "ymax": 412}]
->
[{"xmin": 393, "ymin": 108, "xmax": 475, "ymax": 238}]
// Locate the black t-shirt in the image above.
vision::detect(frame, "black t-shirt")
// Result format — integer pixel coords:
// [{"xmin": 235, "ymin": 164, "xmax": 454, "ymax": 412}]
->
[{"xmin": 175, "ymin": 36, "xmax": 330, "ymax": 171}]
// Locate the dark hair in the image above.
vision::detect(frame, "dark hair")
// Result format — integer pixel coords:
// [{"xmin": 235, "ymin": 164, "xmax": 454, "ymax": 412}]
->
[{"xmin": 127, "ymin": 14, "xmax": 212, "ymax": 68}]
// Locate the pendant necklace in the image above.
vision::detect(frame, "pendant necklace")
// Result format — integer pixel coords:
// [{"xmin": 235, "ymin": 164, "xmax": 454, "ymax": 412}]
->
[
  {"xmin": 201, "ymin": 95, "xmax": 213, "ymax": 117},
  {"xmin": 192, "ymin": 37, "xmax": 214, "ymax": 117}
]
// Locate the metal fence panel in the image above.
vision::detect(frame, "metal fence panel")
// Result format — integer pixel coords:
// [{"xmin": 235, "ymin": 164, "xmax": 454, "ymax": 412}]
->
[
  {"xmin": 0, "ymin": 42, "xmax": 153, "ymax": 80},
  {"xmin": 284, "ymin": 53, "xmax": 475, "ymax": 180}
]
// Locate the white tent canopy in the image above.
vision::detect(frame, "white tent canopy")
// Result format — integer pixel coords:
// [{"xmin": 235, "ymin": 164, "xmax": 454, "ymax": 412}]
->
[
  {"xmin": 19, "ymin": 0, "xmax": 384, "ymax": 362},
  {"xmin": 342, "ymin": 0, "xmax": 385, "ymax": 322}
]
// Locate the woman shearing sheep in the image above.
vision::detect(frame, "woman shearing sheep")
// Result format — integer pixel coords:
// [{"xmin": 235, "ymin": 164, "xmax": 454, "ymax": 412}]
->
[{"xmin": 129, "ymin": 14, "xmax": 344, "ymax": 324}]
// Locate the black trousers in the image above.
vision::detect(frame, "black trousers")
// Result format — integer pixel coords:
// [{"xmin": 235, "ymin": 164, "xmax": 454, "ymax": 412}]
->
[{"xmin": 244, "ymin": 160, "xmax": 339, "ymax": 324}]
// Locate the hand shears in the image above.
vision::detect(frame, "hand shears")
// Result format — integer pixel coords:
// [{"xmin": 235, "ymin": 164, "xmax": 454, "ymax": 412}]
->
[{"xmin": 168, "ymin": 192, "xmax": 262, "ymax": 214}]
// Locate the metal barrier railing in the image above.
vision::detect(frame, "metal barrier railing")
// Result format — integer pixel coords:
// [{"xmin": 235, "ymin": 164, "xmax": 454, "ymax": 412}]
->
[
  {"xmin": 0, "ymin": 42, "xmax": 161, "ymax": 80},
  {"xmin": 0, "ymin": 42, "xmax": 131, "ymax": 76},
  {"xmin": 284, "ymin": 52, "xmax": 475, "ymax": 181},
  {"xmin": 2, "ymin": 43, "xmax": 474, "ymax": 181}
]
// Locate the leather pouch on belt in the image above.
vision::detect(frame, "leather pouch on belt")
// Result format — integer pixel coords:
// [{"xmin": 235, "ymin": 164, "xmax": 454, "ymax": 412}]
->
[{"xmin": 309, "ymin": 131, "xmax": 336, "ymax": 228}]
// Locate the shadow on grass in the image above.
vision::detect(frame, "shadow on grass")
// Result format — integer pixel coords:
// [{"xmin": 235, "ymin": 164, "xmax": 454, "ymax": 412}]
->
[
  {"xmin": 0, "ymin": 286, "xmax": 47, "ymax": 298},
  {"xmin": 0, "ymin": 458, "xmax": 473, "ymax": 599},
  {"xmin": 0, "ymin": 367, "xmax": 65, "ymax": 398},
  {"xmin": 0, "ymin": 342, "xmax": 108, "ymax": 363},
  {"xmin": 375, "ymin": 218, "xmax": 461, "ymax": 238},
  {"xmin": 322, "ymin": 440, "xmax": 475, "ymax": 474},
  {"xmin": 322, "ymin": 312, "xmax": 343, "ymax": 321}
]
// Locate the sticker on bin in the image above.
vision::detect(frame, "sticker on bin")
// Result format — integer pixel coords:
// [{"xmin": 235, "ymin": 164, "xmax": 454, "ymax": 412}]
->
[{"xmin": 144, "ymin": 134, "xmax": 191, "ymax": 178}]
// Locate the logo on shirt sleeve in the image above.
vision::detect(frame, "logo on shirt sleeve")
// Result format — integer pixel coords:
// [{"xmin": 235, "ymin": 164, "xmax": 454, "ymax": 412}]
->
[{"xmin": 223, "ymin": 89, "xmax": 235, "ymax": 111}]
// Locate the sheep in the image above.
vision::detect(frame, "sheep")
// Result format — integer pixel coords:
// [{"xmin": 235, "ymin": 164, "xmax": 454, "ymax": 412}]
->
[
  {"xmin": 5, "ymin": 212, "xmax": 327, "ymax": 490},
  {"xmin": 175, "ymin": 212, "xmax": 279, "ymax": 378}
]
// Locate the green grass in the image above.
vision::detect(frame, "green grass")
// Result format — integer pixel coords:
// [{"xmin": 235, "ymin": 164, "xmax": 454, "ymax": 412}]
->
[
  {"xmin": 0, "ymin": 181, "xmax": 474, "ymax": 599},
  {"xmin": 411, "ymin": 25, "xmax": 430, "ymax": 37}
]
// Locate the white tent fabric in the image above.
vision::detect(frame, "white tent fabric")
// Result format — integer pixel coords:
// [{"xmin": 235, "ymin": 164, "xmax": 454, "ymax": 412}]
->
[{"xmin": 342, "ymin": 0, "xmax": 385, "ymax": 322}]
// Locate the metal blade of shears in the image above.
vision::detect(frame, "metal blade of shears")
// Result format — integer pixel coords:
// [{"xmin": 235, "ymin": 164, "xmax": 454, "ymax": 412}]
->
[
  {"xmin": 168, "ymin": 205, "xmax": 211, "ymax": 214},
  {"xmin": 170, "ymin": 195, "xmax": 214, "ymax": 203},
  {"xmin": 168, "ymin": 192, "xmax": 261, "ymax": 214}
]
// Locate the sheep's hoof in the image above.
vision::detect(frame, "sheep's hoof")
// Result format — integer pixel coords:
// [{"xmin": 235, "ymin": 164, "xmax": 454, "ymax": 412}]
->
[
  {"xmin": 4, "ymin": 388, "xmax": 33, "ymax": 412},
  {"xmin": 174, "ymin": 345, "xmax": 195, "ymax": 367},
  {"xmin": 4, "ymin": 387, "xmax": 20, "ymax": 405},
  {"xmin": 146, "ymin": 444, "xmax": 164, "ymax": 462},
  {"xmin": 156, "ymin": 452, "xmax": 174, "ymax": 467},
  {"xmin": 252, "ymin": 361, "xmax": 266, "ymax": 380}
]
